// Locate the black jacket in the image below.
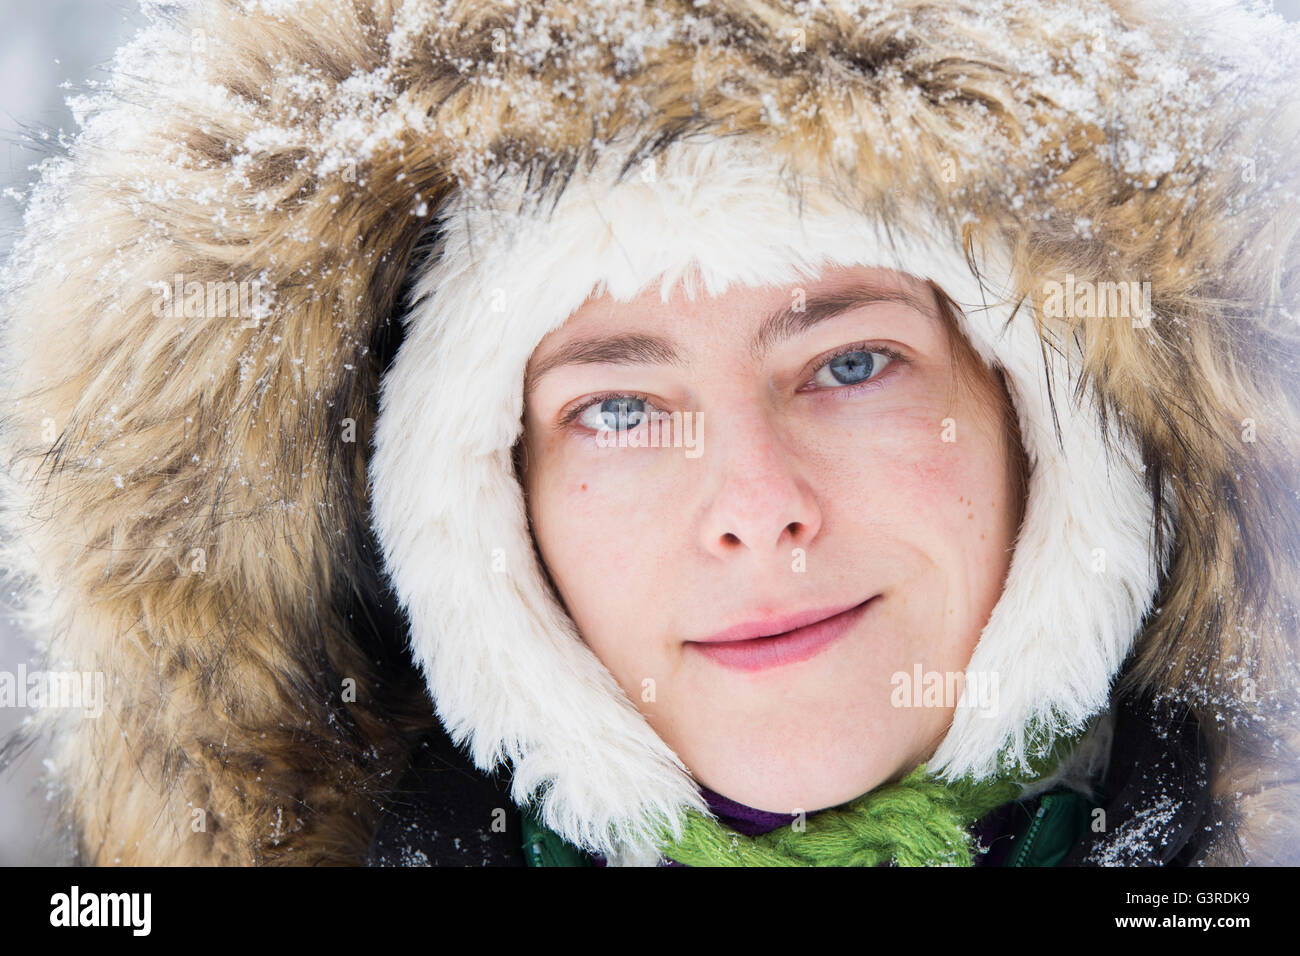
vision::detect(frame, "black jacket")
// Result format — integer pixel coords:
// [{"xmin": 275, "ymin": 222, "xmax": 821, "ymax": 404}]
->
[{"xmin": 366, "ymin": 681, "xmax": 1222, "ymax": 867}]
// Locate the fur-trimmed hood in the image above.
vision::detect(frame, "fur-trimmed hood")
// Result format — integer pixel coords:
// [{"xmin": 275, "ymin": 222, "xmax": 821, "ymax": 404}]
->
[{"xmin": 1, "ymin": 0, "xmax": 1298, "ymax": 865}]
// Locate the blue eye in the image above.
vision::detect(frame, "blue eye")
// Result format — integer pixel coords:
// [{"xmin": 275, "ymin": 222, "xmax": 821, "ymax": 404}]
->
[
  {"xmin": 566, "ymin": 346, "xmax": 897, "ymax": 432},
  {"xmin": 811, "ymin": 349, "xmax": 892, "ymax": 388},
  {"xmin": 576, "ymin": 396, "xmax": 654, "ymax": 432}
]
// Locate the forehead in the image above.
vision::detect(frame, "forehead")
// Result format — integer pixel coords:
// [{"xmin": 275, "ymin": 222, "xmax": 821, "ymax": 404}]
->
[
  {"xmin": 567, "ymin": 263, "xmax": 930, "ymax": 329},
  {"xmin": 524, "ymin": 264, "xmax": 940, "ymax": 390}
]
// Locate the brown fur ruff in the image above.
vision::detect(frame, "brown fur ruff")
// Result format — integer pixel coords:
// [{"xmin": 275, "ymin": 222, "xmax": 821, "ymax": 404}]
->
[{"xmin": 0, "ymin": 0, "xmax": 1297, "ymax": 864}]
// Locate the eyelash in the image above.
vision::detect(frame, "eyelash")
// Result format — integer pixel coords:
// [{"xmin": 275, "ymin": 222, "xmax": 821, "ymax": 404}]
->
[
  {"xmin": 559, "ymin": 390, "xmax": 657, "ymax": 429},
  {"xmin": 799, "ymin": 341, "xmax": 905, "ymax": 396},
  {"xmin": 558, "ymin": 342, "xmax": 906, "ymax": 429}
]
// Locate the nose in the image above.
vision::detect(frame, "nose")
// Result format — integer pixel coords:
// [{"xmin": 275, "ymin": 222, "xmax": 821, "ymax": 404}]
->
[{"xmin": 698, "ymin": 410, "xmax": 822, "ymax": 561}]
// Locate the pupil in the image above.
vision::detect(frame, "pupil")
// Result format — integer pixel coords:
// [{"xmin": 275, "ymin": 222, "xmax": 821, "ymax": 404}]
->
[
  {"xmin": 599, "ymin": 398, "xmax": 646, "ymax": 429},
  {"xmin": 829, "ymin": 351, "xmax": 873, "ymax": 385}
]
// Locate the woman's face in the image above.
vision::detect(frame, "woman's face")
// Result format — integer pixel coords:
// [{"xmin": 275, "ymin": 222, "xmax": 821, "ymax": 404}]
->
[{"xmin": 521, "ymin": 263, "xmax": 1023, "ymax": 813}]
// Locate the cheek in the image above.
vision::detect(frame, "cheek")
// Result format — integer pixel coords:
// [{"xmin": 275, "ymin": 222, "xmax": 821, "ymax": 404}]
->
[
  {"xmin": 806, "ymin": 409, "xmax": 1017, "ymax": 620},
  {"xmin": 525, "ymin": 444, "xmax": 677, "ymax": 665},
  {"xmin": 803, "ymin": 410, "xmax": 986, "ymax": 521},
  {"xmin": 531, "ymin": 449, "xmax": 671, "ymax": 558},
  {"xmin": 899, "ymin": 419, "xmax": 1017, "ymax": 651}
]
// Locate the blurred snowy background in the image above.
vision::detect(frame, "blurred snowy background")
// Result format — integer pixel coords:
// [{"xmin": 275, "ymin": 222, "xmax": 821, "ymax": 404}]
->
[
  {"xmin": 1, "ymin": 0, "xmax": 1299, "ymax": 867},
  {"xmin": 0, "ymin": 0, "xmax": 148, "ymax": 867}
]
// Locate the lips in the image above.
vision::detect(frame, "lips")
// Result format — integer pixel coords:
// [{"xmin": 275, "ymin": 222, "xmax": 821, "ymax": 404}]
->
[{"xmin": 686, "ymin": 596, "xmax": 877, "ymax": 673}]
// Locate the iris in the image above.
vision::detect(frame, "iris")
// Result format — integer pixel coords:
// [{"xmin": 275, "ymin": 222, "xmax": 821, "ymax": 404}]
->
[
  {"xmin": 826, "ymin": 350, "xmax": 875, "ymax": 385},
  {"xmin": 597, "ymin": 398, "xmax": 647, "ymax": 431}
]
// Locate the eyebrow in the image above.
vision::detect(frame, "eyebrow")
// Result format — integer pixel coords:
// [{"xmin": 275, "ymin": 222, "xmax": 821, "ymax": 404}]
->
[{"xmin": 524, "ymin": 279, "xmax": 935, "ymax": 396}]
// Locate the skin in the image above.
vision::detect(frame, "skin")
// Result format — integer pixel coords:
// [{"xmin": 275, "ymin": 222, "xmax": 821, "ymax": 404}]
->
[{"xmin": 520, "ymin": 264, "xmax": 1024, "ymax": 814}]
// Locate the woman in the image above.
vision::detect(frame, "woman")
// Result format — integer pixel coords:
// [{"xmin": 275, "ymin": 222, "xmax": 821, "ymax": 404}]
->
[{"xmin": 1, "ymin": 0, "xmax": 1297, "ymax": 867}]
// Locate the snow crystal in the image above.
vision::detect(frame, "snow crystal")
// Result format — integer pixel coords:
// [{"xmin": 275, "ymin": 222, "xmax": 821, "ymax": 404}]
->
[{"xmin": 1085, "ymin": 792, "xmax": 1183, "ymax": 866}]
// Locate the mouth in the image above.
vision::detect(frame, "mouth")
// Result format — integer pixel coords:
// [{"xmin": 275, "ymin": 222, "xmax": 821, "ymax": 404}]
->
[{"xmin": 685, "ymin": 596, "xmax": 878, "ymax": 673}]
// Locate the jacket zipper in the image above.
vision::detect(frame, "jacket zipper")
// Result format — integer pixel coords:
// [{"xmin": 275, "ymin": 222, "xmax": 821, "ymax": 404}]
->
[
  {"xmin": 1007, "ymin": 800, "xmax": 1050, "ymax": 867},
  {"xmin": 1005, "ymin": 790, "xmax": 1089, "ymax": 867}
]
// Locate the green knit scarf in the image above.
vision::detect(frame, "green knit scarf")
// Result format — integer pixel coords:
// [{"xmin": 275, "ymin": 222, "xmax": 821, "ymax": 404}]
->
[{"xmin": 653, "ymin": 728, "xmax": 1084, "ymax": 867}]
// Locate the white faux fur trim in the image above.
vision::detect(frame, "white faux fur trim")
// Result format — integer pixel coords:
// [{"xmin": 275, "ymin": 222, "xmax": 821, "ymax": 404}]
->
[{"xmin": 368, "ymin": 134, "xmax": 1165, "ymax": 860}]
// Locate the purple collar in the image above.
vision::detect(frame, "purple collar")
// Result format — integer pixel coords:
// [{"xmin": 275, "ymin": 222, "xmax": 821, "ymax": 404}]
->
[{"xmin": 697, "ymin": 784, "xmax": 800, "ymax": 836}]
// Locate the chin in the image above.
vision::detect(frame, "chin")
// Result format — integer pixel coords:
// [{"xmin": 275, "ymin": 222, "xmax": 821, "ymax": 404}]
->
[
  {"xmin": 658, "ymin": 657, "xmax": 928, "ymax": 813},
  {"xmin": 690, "ymin": 732, "xmax": 907, "ymax": 815}
]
